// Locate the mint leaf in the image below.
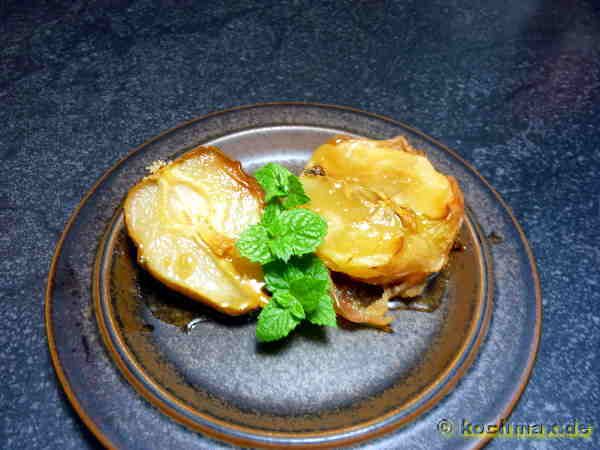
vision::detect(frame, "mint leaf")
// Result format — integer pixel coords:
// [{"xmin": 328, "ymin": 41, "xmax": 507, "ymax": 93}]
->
[
  {"xmin": 238, "ymin": 210, "xmax": 326, "ymax": 264},
  {"xmin": 282, "ymin": 175, "xmax": 310, "ymax": 208},
  {"xmin": 272, "ymin": 291, "xmax": 305, "ymax": 320},
  {"xmin": 261, "ymin": 203, "xmax": 283, "ymax": 229},
  {"xmin": 290, "ymin": 278, "xmax": 328, "ymax": 313},
  {"xmin": 264, "ymin": 255, "xmax": 329, "ymax": 292},
  {"xmin": 255, "ymin": 163, "xmax": 292, "ymax": 203},
  {"xmin": 297, "ymin": 254, "xmax": 330, "ymax": 284},
  {"xmin": 254, "ymin": 163, "xmax": 310, "ymax": 208},
  {"xmin": 256, "ymin": 300, "xmax": 300, "ymax": 342},
  {"xmin": 263, "ymin": 259, "xmax": 299, "ymax": 291},
  {"xmin": 307, "ymin": 293, "xmax": 337, "ymax": 327},
  {"xmin": 277, "ymin": 209, "xmax": 327, "ymax": 256},
  {"xmin": 236, "ymin": 224, "xmax": 272, "ymax": 264},
  {"xmin": 268, "ymin": 238, "xmax": 294, "ymax": 262}
]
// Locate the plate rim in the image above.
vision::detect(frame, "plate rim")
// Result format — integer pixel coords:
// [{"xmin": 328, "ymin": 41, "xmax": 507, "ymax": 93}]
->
[{"xmin": 45, "ymin": 101, "xmax": 542, "ymax": 450}]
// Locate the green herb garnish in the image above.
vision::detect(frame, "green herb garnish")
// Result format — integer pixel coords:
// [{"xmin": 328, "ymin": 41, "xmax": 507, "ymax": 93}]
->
[
  {"xmin": 254, "ymin": 163, "xmax": 310, "ymax": 208},
  {"xmin": 236, "ymin": 163, "xmax": 337, "ymax": 342}
]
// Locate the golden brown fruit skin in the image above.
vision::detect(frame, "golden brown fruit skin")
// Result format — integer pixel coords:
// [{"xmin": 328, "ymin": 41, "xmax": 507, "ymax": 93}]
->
[
  {"xmin": 123, "ymin": 146, "xmax": 268, "ymax": 316},
  {"xmin": 301, "ymin": 135, "xmax": 464, "ymax": 297}
]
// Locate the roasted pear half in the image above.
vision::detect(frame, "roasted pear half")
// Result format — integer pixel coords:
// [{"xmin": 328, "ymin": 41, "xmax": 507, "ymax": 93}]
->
[
  {"xmin": 124, "ymin": 146, "xmax": 268, "ymax": 315},
  {"xmin": 301, "ymin": 135, "xmax": 464, "ymax": 298}
]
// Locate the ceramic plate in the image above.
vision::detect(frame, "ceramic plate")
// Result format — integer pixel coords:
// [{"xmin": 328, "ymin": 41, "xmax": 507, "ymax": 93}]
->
[{"xmin": 46, "ymin": 103, "xmax": 541, "ymax": 449}]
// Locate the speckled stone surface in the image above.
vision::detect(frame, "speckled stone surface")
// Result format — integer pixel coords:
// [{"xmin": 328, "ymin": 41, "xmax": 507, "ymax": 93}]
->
[{"xmin": 1, "ymin": 1, "xmax": 599, "ymax": 449}]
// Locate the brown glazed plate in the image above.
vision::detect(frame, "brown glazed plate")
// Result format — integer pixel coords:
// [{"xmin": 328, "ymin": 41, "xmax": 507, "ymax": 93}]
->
[{"xmin": 45, "ymin": 103, "xmax": 541, "ymax": 449}]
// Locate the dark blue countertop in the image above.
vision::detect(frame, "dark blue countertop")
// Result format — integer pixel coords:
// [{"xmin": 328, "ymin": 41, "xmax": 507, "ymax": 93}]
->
[{"xmin": 1, "ymin": 1, "xmax": 599, "ymax": 449}]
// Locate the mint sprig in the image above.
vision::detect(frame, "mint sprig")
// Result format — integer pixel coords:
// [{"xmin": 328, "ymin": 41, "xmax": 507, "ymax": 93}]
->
[{"xmin": 237, "ymin": 163, "xmax": 337, "ymax": 342}]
